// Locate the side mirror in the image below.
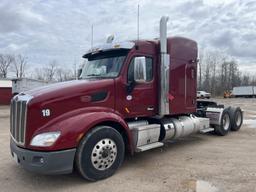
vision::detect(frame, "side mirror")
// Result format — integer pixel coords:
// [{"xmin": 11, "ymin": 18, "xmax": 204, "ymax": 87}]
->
[
  {"xmin": 77, "ymin": 69, "xmax": 82, "ymax": 79},
  {"xmin": 134, "ymin": 57, "xmax": 147, "ymax": 83},
  {"xmin": 77, "ymin": 62, "xmax": 85, "ymax": 79}
]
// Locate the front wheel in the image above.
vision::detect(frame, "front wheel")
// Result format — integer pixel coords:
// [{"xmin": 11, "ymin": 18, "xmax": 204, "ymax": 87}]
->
[{"xmin": 76, "ymin": 126, "xmax": 125, "ymax": 181}]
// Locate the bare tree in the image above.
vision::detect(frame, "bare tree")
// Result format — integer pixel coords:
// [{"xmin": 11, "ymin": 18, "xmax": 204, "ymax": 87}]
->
[
  {"xmin": 55, "ymin": 68, "xmax": 73, "ymax": 82},
  {"xmin": 73, "ymin": 59, "xmax": 77, "ymax": 80},
  {"xmin": 33, "ymin": 60, "xmax": 59, "ymax": 82},
  {"xmin": 201, "ymin": 51, "xmax": 211, "ymax": 93},
  {"xmin": 44, "ymin": 60, "xmax": 58, "ymax": 81},
  {"xmin": 241, "ymin": 74, "xmax": 250, "ymax": 86},
  {"xmin": 12, "ymin": 55, "xmax": 28, "ymax": 78},
  {"xmin": 198, "ymin": 50, "xmax": 203, "ymax": 90},
  {"xmin": 0, "ymin": 54, "xmax": 14, "ymax": 78},
  {"xmin": 34, "ymin": 68, "xmax": 45, "ymax": 81},
  {"xmin": 228, "ymin": 60, "xmax": 240, "ymax": 89}
]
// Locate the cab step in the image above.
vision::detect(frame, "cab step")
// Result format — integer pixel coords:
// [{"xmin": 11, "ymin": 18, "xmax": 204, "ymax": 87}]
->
[
  {"xmin": 135, "ymin": 142, "xmax": 164, "ymax": 152},
  {"xmin": 200, "ymin": 127, "xmax": 214, "ymax": 133}
]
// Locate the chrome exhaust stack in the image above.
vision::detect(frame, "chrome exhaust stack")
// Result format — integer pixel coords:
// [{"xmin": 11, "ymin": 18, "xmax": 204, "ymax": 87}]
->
[{"xmin": 159, "ymin": 16, "xmax": 170, "ymax": 116}]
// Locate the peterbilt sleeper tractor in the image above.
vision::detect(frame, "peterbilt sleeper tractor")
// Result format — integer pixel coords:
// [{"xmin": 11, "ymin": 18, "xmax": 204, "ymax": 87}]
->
[{"xmin": 10, "ymin": 16, "xmax": 243, "ymax": 181}]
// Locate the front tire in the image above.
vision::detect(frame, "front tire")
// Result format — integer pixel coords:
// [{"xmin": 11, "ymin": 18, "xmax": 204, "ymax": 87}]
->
[{"xmin": 76, "ymin": 126, "xmax": 125, "ymax": 181}]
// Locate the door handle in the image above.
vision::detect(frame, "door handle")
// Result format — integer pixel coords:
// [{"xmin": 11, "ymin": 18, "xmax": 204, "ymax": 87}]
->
[{"xmin": 147, "ymin": 106, "xmax": 154, "ymax": 111}]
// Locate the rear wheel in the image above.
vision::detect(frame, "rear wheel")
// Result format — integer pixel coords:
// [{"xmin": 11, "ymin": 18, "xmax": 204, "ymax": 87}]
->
[
  {"xmin": 229, "ymin": 107, "xmax": 243, "ymax": 131},
  {"xmin": 76, "ymin": 126, "xmax": 125, "ymax": 181},
  {"xmin": 214, "ymin": 109, "xmax": 231, "ymax": 136}
]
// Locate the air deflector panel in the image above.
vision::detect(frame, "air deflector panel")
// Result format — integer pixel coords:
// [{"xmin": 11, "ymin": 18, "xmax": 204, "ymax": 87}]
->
[{"xmin": 91, "ymin": 91, "xmax": 108, "ymax": 102}]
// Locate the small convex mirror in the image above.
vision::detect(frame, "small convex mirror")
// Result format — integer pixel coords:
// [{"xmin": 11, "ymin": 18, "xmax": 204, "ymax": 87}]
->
[
  {"xmin": 134, "ymin": 56, "xmax": 147, "ymax": 83},
  {"xmin": 77, "ymin": 63, "xmax": 85, "ymax": 79}
]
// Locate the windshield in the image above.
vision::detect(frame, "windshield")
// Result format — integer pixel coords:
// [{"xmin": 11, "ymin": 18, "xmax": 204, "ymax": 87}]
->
[{"xmin": 80, "ymin": 50, "xmax": 128, "ymax": 79}]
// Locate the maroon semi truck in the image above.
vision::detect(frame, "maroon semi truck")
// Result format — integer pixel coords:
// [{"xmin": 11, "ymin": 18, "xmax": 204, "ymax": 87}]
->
[{"xmin": 10, "ymin": 16, "xmax": 243, "ymax": 181}]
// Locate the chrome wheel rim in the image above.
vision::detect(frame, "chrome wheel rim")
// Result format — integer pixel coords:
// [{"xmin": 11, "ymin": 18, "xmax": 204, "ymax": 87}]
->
[
  {"xmin": 91, "ymin": 138, "xmax": 117, "ymax": 171},
  {"xmin": 223, "ymin": 113, "xmax": 230, "ymax": 131},
  {"xmin": 235, "ymin": 111, "xmax": 242, "ymax": 126}
]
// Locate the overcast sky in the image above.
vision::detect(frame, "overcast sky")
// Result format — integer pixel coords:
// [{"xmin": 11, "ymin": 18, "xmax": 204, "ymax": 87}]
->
[{"xmin": 0, "ymin": 0, "xmax": 255, "ymax": 73}]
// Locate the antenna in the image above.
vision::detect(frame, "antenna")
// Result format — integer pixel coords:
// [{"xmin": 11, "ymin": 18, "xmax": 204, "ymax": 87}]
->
[
  {"xmin": 137, "ymin": 4, "xmax": 140, "ymax": 41},
  {"xmin": 91, "ymin": 24, "xmax": 94, "ymax": 49}
]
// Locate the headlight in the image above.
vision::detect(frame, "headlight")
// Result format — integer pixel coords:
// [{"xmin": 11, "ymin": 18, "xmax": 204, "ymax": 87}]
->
[{"xmin": 30, "ymin": 132, "xmax": 61, "ymax": 147}]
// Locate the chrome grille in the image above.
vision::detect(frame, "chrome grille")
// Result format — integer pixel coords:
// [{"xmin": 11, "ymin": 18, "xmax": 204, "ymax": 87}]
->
[{"xmin": 10, "ymin": 94, "xmax": 32, "ymax": 146}]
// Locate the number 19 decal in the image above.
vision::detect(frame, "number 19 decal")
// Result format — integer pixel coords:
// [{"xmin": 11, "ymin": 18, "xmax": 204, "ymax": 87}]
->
[{"xmin": 42, "ymin": 109, "xmax": 51, "ymax": 117}]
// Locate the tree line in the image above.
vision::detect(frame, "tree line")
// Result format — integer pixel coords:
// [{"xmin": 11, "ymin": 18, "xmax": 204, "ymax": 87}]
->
[
  {"xmin": 33, "ymin": 60, "xmax": 76, "ymax": 82},
  {"xmin": 0, "ymin": 53, "xmax": 76, "ymax": 82},
  {"xmin": 198, "ymin": 50, "xmax": 256, "ymax": 96}
]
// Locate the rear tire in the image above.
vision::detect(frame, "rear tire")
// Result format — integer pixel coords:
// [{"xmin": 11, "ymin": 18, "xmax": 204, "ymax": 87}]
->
[
  {"xmin": 76, "ymin": 126, "xmax": 125, "ymax": 181},
  {"xmin": 229, "ymin": 107, "xmax": 243, "ymax": 131},
  {"xmin": 214, "ymin": 108, "xmax": 231, "ymax": 136}
]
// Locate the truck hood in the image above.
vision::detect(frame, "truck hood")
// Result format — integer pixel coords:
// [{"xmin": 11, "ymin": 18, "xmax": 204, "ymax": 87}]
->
[
  {"xmin": 24, "ymin": 79, "xmax": 116, "ymax": 148},
  {"xmin": 26, "ymin": 79, "xmax": 114, "ymax": 104}
]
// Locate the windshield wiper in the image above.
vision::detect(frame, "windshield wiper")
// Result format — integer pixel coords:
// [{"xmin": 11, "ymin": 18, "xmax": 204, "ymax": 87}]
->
[
  {"xmin": 85, "ymin": 74, "xmax": 108, "ymax": 79},
  {"xmin": 84, "ymin": 74, "xmax": 112, "ymax": 79},
  {"xmin": 86, "ymin": 74, "xmax": 101, "ymax": 77}
]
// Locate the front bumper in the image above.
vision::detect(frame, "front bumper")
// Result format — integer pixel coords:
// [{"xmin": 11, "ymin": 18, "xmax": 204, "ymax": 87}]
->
[{"xmin": 10, "ymin": 139, "xmax": 76, "ymax": 175}]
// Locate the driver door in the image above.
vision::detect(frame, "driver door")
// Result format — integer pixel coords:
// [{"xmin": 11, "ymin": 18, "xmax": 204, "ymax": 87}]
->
[{"xmin": 116, "ymin": 56, "xmax": 157, "ymax": 118}]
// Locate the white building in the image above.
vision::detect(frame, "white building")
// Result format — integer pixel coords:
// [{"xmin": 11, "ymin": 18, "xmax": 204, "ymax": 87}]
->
[{"xmin": 12, "ymin": 78, "xmax": 49, "ymax": 95}]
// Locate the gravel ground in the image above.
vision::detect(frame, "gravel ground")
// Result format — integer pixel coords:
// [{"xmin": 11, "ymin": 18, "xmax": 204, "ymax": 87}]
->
[{"xmin": 0, "ymin": 98, "xmax": 256, "ymax": 192}]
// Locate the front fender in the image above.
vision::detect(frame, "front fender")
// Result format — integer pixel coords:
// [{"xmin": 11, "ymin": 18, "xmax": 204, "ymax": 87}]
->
[{"xmin": 28, "ymin": 107, "xmax": 133, "ymax": 153}]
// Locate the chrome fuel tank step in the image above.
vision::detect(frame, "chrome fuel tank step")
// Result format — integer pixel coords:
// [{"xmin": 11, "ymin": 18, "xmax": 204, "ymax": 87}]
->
[
  {"xmin": 128, "ymin": 123, "xmax": 162, "ymax": 152},
  {"xmin": 135, "ymin": 142, "xmax": 163, "ymax": 152}
]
